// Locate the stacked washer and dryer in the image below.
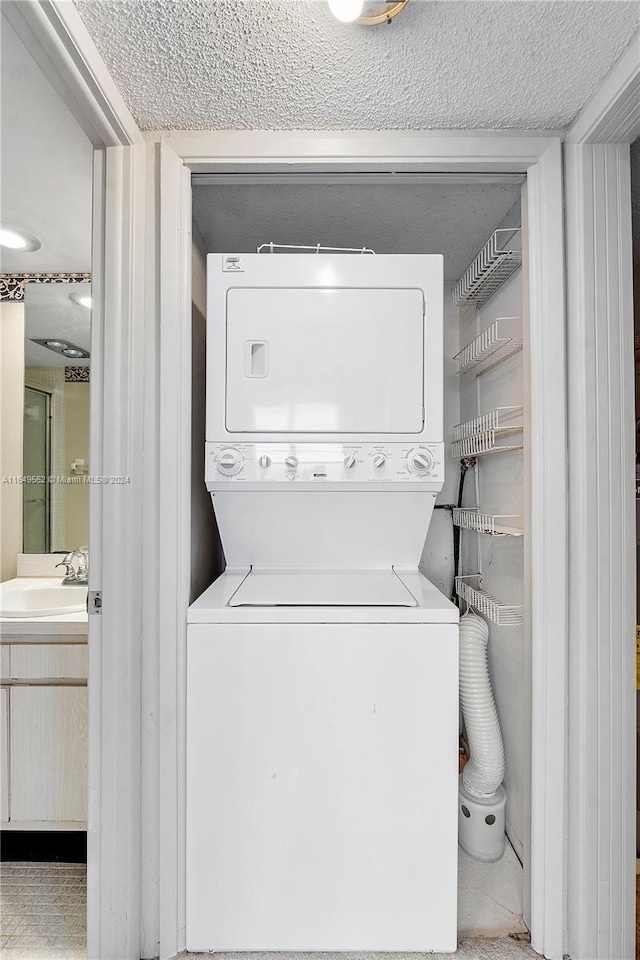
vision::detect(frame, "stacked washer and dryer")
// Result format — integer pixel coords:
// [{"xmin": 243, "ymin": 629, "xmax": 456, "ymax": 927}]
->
[{"xmin": 186, "ymin": 252, "xmax": 459, "ymax": 952}]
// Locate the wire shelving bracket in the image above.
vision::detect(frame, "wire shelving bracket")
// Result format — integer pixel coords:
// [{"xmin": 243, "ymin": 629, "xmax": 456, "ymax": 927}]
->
[
  {"xmin": 454, "ymin": 317, "xmax": 523, "ymax": 376},
  {"xmin": 453, "ymin": 228, "xmax": 522, "ymax": 307},
  {"xmin": 452, "ymin": 508, "xmax": 523, "ymax": 537},
  {"xmin": 455, "ymin": 576, "xmax": 523, "ymax": 626}
]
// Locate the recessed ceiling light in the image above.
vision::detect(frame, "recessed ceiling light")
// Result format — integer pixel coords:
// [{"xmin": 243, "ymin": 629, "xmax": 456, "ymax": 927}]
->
[
  {"xmin": 31, "ymin": 338, "xmax": 90, "ymax": 359},
  {"xmin": 0, "ymin": 222, "xmax": 41, "ymax": 252},
  {"xmin": 69, "ymin": 292, "xmax": 92, "ymax": 309}
]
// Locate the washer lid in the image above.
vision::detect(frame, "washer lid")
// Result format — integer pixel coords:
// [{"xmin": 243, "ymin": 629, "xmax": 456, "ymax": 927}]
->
[{"xmin": 228, "ymin": 569, "xmax": 418, "ymax": 607}]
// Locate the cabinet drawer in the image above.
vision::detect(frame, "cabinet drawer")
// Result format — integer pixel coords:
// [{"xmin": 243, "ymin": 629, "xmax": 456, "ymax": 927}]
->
[
  {"xmin": 10, "ymin": 645, "xmax": 87, "ymax": 681},
  {"xmin": 0, "ymin": 647, "xmax": 9, "ymax": 681}
]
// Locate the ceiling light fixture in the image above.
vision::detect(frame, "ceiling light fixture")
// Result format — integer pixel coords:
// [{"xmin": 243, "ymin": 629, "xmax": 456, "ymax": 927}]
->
[
  {"xmin": 31, "ymin": 338, "xmax": 90, "ymax": 360},
  {"xmin": 69, "ymin": 292, "xmax": 92, "ymax": 309},
  {"xmin": 328, "ymin": 0, "xmax": 364, "ymax": 22},
  {"xmin": 328, "ymin": 0, "xmax": 409, "ymax": 25},
  {"xmin": 0, "ymin": 222, "xmax": 42, "ymax": 252}
]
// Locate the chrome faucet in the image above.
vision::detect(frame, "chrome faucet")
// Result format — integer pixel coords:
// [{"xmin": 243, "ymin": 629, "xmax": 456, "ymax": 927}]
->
[{"xmin": 56, "ymin": 547, "xmax": 89, "ymax": 585}]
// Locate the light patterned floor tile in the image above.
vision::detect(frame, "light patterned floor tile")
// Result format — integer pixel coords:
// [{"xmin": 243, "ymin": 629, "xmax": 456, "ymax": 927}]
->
[{"xmin": 0, "ymin": 862, "xmax": 86, "ymax": 959}]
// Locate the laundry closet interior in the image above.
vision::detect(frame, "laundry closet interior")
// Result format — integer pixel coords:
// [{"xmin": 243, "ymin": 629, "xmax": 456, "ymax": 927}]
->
[{"xmin": 187, "ymin": 170, "xmax": 529, "ymax": 947}]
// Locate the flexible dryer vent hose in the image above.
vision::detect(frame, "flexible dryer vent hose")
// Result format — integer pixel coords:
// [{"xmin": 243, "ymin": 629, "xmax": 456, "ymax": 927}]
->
[{"xmin": 459, "ymin": 612, "xmax": 506, "ymax": 798}]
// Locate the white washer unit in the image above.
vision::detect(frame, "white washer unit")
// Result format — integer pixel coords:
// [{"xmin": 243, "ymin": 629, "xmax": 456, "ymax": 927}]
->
[{"xmin": 187, "ymin": 253, "xmax": 459, "ymax": 952}]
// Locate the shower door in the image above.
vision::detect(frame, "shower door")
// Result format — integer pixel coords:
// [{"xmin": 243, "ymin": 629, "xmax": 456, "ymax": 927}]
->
[{"xmin": 23, "ymin": 386, "xmax": 51, "ymax": 553}]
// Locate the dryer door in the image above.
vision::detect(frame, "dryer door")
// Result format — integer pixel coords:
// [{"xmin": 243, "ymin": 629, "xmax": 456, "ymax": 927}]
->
[{"xmin": 225, "ymin": 287, "xmax": 424, "ymax": 433}]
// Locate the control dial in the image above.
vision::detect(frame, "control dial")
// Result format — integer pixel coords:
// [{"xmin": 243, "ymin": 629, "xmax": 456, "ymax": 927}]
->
[
  {"xmin": 373, "ymin": 453, "xmax": 387, "ymax": 468},
  {"xmin": 217, "ymin": 448, "xmax": 243, "ymax": 475},
  {"xmin": 343, "ymin": 455, "xmax": 356, "ymax": 469},
  {"xmin": 258, "ymin": 454, "xmax": 271, "ymax": 469},
  {"xmin": 408, "ymin": 448, "xmax": 434, "ymax": 476},
  {"xmin": 285, "ymin": 455, "xmax": 298, "ymax": 469}
]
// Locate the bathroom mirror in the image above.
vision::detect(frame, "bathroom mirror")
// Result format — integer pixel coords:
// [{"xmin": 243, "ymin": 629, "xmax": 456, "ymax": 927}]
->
[{"xmin": 22, "ymin": 280, "xmax": 91, "ymax": 553}]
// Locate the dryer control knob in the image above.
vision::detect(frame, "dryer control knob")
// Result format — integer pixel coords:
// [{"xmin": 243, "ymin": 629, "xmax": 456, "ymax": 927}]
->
[
  {"xmin": 343, "ymin": 455, "xmax": 356, "ymax": 469},
  {"xmin": 373, "ymin": 453, "xmax": 387, "ymax": 468},
  {"xmin": 258, "ymin": 455, "xmax": 271, "ymax": 469},
  {"xmin": 217, "ymin": 448, "xmax": 243, "ymax": 474},
  {"xmin": 411, "ymin": 450, "xmax": 434, "ymax": 474},
  {"xmin": 285, "ymin": 455, "xmax": 298, "ymax": 469}
]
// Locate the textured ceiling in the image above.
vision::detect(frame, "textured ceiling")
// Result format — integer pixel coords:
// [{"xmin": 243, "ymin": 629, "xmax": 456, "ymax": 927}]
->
[
  {"xmin": 0, "ymin": 14, "xmax": 93, "ymax": 273},
  {"xmin": 24, "ymin": 283, "xmax": 91, "ymax": 367},
  {"xmin": 192, "ymin": 179, "xmax": 522, "ymax": 280},
  {"xmin": 75, "ymin": 0, "xmax": 640, "ymax": 131}
]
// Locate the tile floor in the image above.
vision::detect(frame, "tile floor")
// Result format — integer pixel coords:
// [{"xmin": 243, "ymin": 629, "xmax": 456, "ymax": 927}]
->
[
  {"xmin": 180, "ymin": 943, "xmax": 538, "ymax": 960},
  {"xmin": 0, "ymin": 862, "xmax": 86, "ymax": 960},
  {"xmin": 0, "ymin": 844, "xmax": 526, "ymax": 959},
  {"xmin": 458, "ymin": 842, "xmax": 528, "ymax": 938}
]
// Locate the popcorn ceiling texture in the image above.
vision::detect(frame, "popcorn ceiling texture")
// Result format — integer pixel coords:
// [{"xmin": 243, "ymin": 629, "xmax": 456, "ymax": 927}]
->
[{"xmin": 75, "ymin": 0, "xmax": 640, "ymax": 131}]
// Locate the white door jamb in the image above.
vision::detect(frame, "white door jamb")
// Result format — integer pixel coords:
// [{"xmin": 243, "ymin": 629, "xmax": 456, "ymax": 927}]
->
[
  {"xmin": 564, "ymin": 34, "xmax": 640, "ymax": 960},
  {"xmin": 1, "ymin": 4, "xmax": 146, "ymax": 959}
]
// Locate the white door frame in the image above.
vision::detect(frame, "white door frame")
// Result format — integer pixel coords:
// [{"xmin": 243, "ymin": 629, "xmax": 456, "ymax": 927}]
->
[
  {"xmin": 2, "ymin": 3, "xmax": 146, "ymax": 959},
  {"xmin": 152, "ymin": 129, "xmax": 567, "ymax": 960},
  {"xmin": 564, "ymin": 35, "xmax": 640, "ymax": 960}
]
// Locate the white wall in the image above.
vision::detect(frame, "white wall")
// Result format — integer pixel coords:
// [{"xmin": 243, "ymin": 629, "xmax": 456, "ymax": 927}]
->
[
  {"xmin": 0, "ymin": 15, "xmax": 92, "ymax": 274},
  {"xmin": 0, "ymin": 303, "xmax": 25, "ymax": 581},
  {"xmin": 458, "ymin": 264, "xmax": 527, "ymax": 859},
  {"xmin": 190, "ymin": 223, "xmax": 222, "ymax": 603}
]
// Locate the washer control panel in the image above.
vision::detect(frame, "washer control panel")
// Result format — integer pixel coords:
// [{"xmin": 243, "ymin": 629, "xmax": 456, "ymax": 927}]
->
[{"xmin": 206, "ymin": 442, "xmax": 444, "ymax": 484}]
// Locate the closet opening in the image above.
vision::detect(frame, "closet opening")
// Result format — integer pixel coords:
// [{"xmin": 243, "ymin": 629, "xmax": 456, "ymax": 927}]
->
[{"xmin": 189, "ymin": 170, "xmax": 531, "ymax": 941}]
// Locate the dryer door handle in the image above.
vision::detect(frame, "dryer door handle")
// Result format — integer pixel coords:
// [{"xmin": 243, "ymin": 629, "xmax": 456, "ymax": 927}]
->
[{"xmin": 244, "ymin": 340, "xmax": 268, "ymax": 378}]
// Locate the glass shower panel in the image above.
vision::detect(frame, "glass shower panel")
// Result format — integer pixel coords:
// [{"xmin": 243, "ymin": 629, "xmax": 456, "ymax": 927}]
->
[{"xmin": 23, "ymin": 386, "xmax": 51, "ymax": 553}]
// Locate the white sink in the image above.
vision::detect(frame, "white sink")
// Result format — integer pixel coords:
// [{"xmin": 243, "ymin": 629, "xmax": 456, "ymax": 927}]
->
[{"xmin": 0, "ymin": 578, "xmax": 88, "ymax": 618}]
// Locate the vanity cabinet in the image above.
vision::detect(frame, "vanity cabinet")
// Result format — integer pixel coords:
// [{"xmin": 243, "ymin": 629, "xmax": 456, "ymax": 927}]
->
[{"xmin": 1, "ymin": 640, "xmax": 87, "ymax": 829}]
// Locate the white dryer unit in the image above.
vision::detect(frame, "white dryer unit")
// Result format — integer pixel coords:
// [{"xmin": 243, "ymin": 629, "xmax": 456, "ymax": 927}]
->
[{"xmin": 187, "ymin": 253, "xmax": 458, "ymax": 952}]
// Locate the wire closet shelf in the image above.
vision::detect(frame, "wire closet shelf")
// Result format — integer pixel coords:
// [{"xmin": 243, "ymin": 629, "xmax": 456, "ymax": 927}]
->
[
  {"xmin": 454, "ymin": 317, "xmax": 523, "ymax": 376},
  {"xmin": 452, "ymin": 508, "xmax": 523, "ymax": 537},
  {"xmin": 453, "ymin": 228, "xmax": 522, "ymax": 307},
  {"xmin": 451, "ymin": 406, "xmax": 523, "ymax": 459},
  {"xmin": 455, "ymin": 576, "xmax": 523, "ymax": 626}
]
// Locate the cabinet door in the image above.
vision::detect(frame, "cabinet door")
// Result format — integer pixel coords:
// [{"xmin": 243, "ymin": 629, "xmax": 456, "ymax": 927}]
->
[
  {"xmin": 10, "ymin": 686, "xmax": 87, "ymax": 823},
  {"xmin": 0, "ymin": 687, "xmax": 8, "ymax": 822}
]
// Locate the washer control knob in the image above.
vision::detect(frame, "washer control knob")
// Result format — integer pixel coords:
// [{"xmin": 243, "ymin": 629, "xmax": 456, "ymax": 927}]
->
[
  {"xmin": 285, "ymin": 455, "xmax": 298, "ymax": 469},
  {"xmin": 258, "ymin": 454, "xmax": 271, "ymax": 469},
  {"xmin": 373, "ymin": 453, "xmax": 387, "ymax": 468},
  {"xmin": 411, "ymin": 450, "xmax": 434, "ymax": 474},
  {"xmin": 217, "ymin": 448, "xmax": 243, "ymax": 474},
  {"xmin": 343, "ymin": 455, "xmax": 356, "ymax": 469}
]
